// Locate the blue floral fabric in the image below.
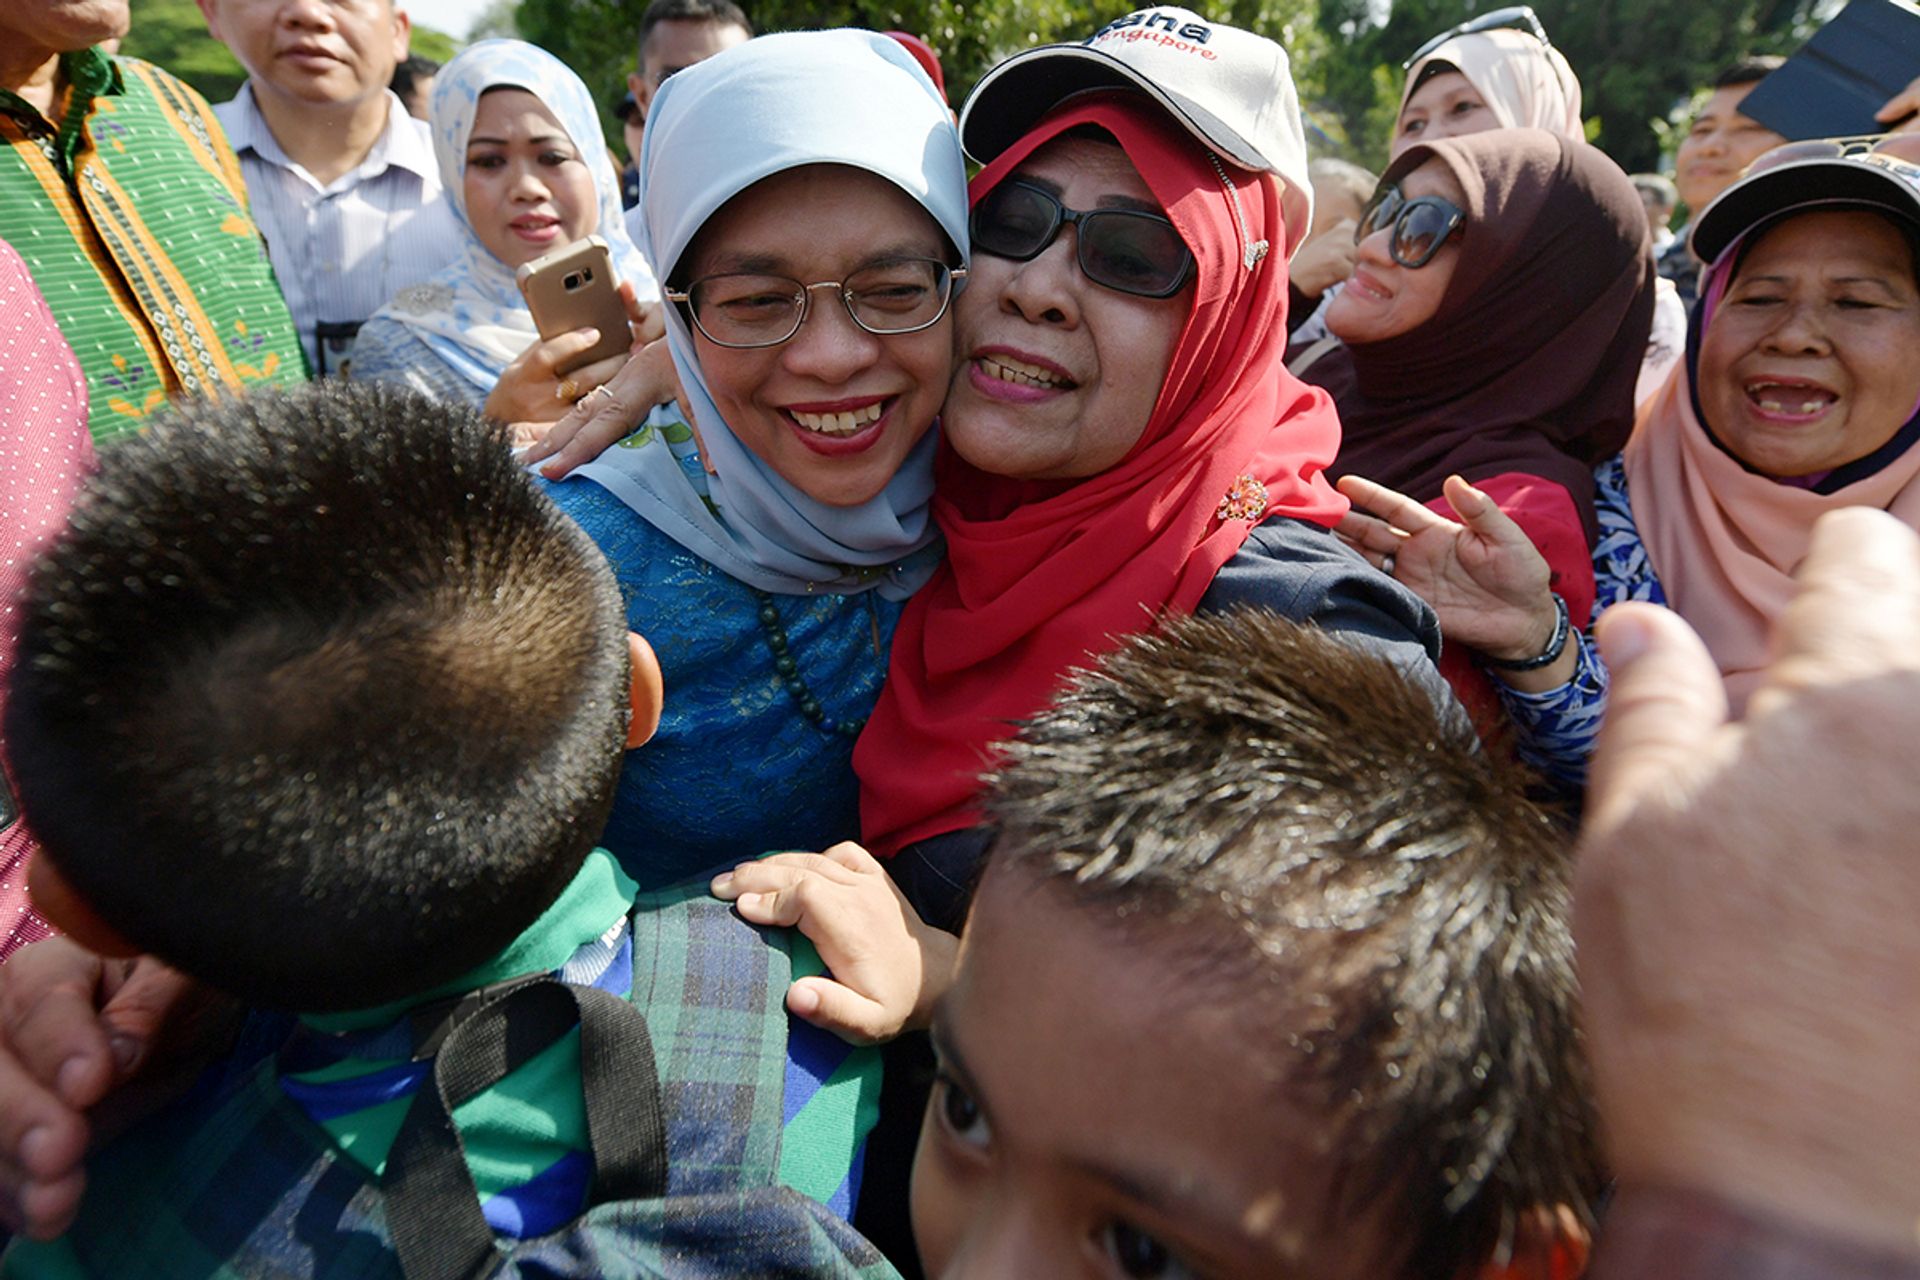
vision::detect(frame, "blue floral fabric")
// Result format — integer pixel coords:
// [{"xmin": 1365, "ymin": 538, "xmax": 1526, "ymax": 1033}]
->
[
  {"xmin": 541, "ymin": 422, "xmax": 903, "ymax": 888},
  {"xmin": 1496, "ymin": 455, "xmax": 1667, "ymax": 787}
]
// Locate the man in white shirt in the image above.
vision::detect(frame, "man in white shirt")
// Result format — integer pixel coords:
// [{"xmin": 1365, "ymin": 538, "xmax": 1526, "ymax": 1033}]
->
[{"xmin": 197, "ymin": 0, "xmax": 459, "ymax": 374}]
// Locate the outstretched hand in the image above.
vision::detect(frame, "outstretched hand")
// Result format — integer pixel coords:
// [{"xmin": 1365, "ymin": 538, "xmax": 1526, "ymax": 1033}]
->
[
  {"xmin": 711, "ymin": 842, "xmax": 958, "ymax": 1046},
  {"xmin": 1335, "ymin": 473, "xmax": 1561, "ymax": 665},
  {"xmin": 1577, "ymin": 508, "xmax": 1920, "ymax": 1259}
]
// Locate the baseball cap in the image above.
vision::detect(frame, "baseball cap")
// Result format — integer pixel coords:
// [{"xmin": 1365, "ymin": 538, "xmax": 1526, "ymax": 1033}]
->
[
  {"xmin": 958, "ymin": 7, "xmax": 1314, "ymax": 257},
  {"xmin": 1691, "ymin": 138, "xmax": 1920, "ymax": 265}
]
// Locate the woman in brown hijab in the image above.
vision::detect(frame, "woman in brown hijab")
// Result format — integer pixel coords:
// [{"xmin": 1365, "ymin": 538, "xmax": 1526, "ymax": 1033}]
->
[{"xmin": 1291, "ymin": 127, "xmax": 1654, "ymax": 725}]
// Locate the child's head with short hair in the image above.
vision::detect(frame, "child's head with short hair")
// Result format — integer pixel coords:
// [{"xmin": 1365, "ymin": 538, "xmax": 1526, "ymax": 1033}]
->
[
  {"xmin": 912, "ymin": 612, "xmax": 1597, "ymax": 1280},
  {"xmin": 7, "ymin": 383, "xmax": 647, "ymax": 1013}
]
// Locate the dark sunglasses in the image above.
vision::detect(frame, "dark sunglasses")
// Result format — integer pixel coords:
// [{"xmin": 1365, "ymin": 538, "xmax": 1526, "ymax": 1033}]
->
[
  {"xmin": 970, "ymin": 180, "xmax": 1195, "ymax": 299},
  {"xmin": 1356, "ymin": 183, "xmax": 1465, "ymax": 268},
  {"xmin": 1402, "ymin": 4, "xmax": 1551, "ymax": 69}
]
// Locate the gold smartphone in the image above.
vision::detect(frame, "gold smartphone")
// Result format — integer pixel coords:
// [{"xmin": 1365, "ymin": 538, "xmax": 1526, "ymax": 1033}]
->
[{"xmin": 514, "ymin": 235, "xmax": 631, "ymax": 375}]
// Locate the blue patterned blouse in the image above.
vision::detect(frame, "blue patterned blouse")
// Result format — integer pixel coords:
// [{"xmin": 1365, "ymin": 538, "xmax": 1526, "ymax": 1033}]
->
[
  {"xmin": 1495, "ymin": 455, "xmax": 1667, "ymax": 788},
  {"xmin": 541, "ymin": 426, "xmax": 903, "ymax": 890}
]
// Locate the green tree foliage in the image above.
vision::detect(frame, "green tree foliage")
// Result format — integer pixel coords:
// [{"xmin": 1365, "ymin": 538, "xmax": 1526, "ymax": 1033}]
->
[
  {"xmin": 124, "ymin": 0, "xmax": 247, "ymax": 102},
  {"xmin": 517, "ymin": 0, "xmax": 1319, "ymax": 172},
  {"xmin": 123, "ymin": 0, "xmax": 459, "ymax": 103},
  {"xmin": 1308, "ymin": 0, "xmax": 1824, "ymax": 172}
]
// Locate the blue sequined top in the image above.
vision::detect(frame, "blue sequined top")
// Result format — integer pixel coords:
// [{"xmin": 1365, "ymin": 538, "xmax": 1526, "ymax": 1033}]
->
[{"xmin": 541, "ymin": 456, "xmax": 903, "ymax": 890}]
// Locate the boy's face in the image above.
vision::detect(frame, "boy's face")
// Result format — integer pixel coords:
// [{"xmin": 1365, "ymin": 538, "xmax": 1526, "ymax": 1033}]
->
[{"xmin": 911, "ymin": 863, "xmax": 1401, "ymax": 1280}]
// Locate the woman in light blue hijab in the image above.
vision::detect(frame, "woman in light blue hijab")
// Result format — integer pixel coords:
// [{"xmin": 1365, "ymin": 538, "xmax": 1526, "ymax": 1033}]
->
[
  {"xmin": 541, "ymin": 29, "xmax": 969, "ymax": 887},
  {"xmin": 351, "ymin": 40, "xmax": 658, "ymax": 421}
]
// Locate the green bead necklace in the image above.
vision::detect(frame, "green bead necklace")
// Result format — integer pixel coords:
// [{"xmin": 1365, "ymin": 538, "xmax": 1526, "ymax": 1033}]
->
[{"xmin": 752, "ymin": 588, "xmax": 865, "ymax": 738}]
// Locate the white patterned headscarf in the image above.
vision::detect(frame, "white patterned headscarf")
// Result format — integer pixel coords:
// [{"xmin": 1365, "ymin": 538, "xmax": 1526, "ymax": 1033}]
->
[
  {"xmin": 574, "ymin": 29, "xmax": 968, "ymax": 600},
  {"xmin": 372, "ymin": 39, "xmax": 651, "ymax": 394}
]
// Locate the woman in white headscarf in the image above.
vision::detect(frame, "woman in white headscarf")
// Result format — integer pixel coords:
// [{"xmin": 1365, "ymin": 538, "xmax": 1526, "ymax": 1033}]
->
[
  {"xmin": 541, "ymin": 29, "xmax": 969, "ymax": 889},
  {"xmin": 350, "ymin": 40, "xmax": 658, "ymax": 424},
  {"xmin": 1392, "ymin": 24, "xmax": 1583, "ymax": 156}
]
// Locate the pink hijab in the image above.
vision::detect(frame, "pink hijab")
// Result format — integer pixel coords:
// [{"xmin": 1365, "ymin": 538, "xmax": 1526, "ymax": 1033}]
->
[
  {"xmin": 0, "ymin": 240, "xmax": 94, "ymax": 961},
  {"xmin": 1402, "ymin": 29, "xmax": 1583, "ymax": 143}
]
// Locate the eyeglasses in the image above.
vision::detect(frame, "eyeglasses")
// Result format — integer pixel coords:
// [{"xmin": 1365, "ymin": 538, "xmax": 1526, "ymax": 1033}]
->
[
  {"xmin": 666, "ymin": 257, "xmax": 964, "ymax": 349},
  {"xmin": 970, "ymin": 180, "xmax": 1195, "ymax": 299},
  {"xmin": 1403, "ymin": 5, "xmax": 1551, "ymax": 69},
  {"xmin": 1355, "ymin": 183, "xmax": 1466, "ymax": 268}
]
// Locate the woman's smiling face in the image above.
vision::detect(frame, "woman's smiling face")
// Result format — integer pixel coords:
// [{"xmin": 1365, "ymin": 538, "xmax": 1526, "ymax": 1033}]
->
[
  {"xmin": 462, "ymin": 87, "xmax": 600, "ymax": 270},
  {"xmin": 942, "ymin": 135, "xmax": 1194, "ymax": 483},
  {"xmin": 1698, "ymin": 210, "xmax": 1920, "ymax": 478},
  {"xmin": 1323, "ymin": 159, "xmax": 1465, "ymax": 346},
  {"xmin": 678, "ymin": 164, "xmax": 956, "ymax": 507}
]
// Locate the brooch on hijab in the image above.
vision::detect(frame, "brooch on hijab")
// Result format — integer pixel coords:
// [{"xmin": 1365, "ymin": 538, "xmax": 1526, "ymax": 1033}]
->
[{"xmin": 1215, "ymin": 474, "xmax": 1269, "ymax": 523}]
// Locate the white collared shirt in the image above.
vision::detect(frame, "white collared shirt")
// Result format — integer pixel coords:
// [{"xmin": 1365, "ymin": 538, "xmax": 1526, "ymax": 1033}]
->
[{"xmin": 216, "ymin": 85, "xmax": 461, "ymax": 374}]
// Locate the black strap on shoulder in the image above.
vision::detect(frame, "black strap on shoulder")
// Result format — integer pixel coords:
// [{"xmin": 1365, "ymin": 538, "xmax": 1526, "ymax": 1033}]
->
[{"xmin": 383, "ymin": 978, "xmax": 668, "ymax": 1280}]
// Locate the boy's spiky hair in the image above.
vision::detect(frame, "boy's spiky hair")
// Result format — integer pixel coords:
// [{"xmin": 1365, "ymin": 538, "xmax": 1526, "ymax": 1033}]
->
[
  {"xmin": 7, "ymin": 383, "xmax": 630, "ymax": 1012},
  {"xmin": 987, "ymin": 611, "xmax": 1598, "ymax": 1277}
]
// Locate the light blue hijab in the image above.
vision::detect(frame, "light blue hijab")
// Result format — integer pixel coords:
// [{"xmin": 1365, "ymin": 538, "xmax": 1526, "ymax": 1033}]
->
[
  {"xmin": 372, "ymin": 39, "xmax": 652, "ymax": 395},
  {"xmin": 574, "ymin": 30, "xmax": 968, "ymax": 599}
]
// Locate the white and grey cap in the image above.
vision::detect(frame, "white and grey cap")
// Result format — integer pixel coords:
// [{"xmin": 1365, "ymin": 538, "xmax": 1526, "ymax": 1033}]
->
[{"xmin": 958, "ymin": 7, "xmax": 1315, "ymax": 258}]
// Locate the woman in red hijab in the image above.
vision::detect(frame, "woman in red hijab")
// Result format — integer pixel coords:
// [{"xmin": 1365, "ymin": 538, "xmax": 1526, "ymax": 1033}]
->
[{"xmin": 851, "ymin": 30, "xmax": 1457, "ymax": 922}]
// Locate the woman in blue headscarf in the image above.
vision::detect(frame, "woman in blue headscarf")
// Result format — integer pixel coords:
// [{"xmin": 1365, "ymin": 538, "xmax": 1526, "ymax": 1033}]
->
[
  {"xmin": 542, "ymin": 30, "xmax": 969, "ymax": 888},
  {"xmin": 351, "ymin": 40, "xmax": 658, "ymax": 425}
]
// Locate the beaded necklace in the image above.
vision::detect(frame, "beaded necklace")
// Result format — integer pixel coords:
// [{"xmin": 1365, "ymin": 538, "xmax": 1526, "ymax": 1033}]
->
[{"xmin": 751, "ymin": 588, "xmax": 866, "ymax": 738}]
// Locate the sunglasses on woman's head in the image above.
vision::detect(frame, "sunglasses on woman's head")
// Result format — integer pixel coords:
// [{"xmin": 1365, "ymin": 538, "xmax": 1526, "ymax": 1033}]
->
[
  {"xmin": 1402, "ymin": 4, "xmax": 1551, "ymax": 69},
  {"xmin": 1743, "ymin": 135, "xmax": 1920, "ymax": 186},
  {"xmin": 1355, "ymin": 183, "xmax": 1465, "ymax": 269},
  {"xmin": 970, "ymin": 180, "xmax": 1195, "ymax": 299}
]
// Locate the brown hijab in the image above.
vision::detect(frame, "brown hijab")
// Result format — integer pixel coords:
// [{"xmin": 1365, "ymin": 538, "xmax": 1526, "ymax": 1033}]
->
[{"xmin": 1303, "ymin": 129, "xmax": 1654, "ymax": 539}]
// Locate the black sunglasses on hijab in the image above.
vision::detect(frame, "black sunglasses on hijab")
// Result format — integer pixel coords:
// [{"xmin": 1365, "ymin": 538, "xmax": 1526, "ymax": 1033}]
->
[{"xmin": 1402, "ymin": 4, "xmax": 1552, "ymax": 69}]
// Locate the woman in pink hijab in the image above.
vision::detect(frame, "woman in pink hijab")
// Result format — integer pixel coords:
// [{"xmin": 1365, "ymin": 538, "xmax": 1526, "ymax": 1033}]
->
[{"xmin": 0, "ymin": 239, "xmax": 95, "ymax": 962}]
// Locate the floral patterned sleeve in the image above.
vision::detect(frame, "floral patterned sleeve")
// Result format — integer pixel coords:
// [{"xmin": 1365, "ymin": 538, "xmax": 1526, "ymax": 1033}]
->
[{"xmin": 1496, "ymin": 456, "xmax": 1667, "ymax": 789}]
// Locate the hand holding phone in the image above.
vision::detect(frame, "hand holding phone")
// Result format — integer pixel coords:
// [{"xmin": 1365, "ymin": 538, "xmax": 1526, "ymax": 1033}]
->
[{"xmin": 515, "ymin": 235, "xmax": 632, "ymax": 375}]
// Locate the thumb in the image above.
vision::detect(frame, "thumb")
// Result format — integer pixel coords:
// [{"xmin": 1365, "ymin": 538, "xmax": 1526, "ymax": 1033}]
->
[
  {"xmin": 1584, "ymin": 603, "xmax": 1728, "ymax": 838},
  {"xmin": 787, "ymin": 977, "xmax": 895, "ymax": 1046},
  {"xmin": 95, "ymin": 961, "xmax": 199, "ymax": 1083}
]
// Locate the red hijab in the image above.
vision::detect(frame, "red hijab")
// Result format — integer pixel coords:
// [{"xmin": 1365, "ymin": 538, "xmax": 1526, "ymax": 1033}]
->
[{"xmin": 856, "ymin": 94, "xmax": 1347, "ymax": 856}]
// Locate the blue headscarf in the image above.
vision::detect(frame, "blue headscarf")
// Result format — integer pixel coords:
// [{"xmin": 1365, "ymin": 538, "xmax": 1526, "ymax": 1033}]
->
[
  {"xmin": 372, "ymin": 39, "xmax": 653, "ymax": 394},
  {"xmin": 574, "ymin": 30, "xmax": 968, "ymax": 599}
]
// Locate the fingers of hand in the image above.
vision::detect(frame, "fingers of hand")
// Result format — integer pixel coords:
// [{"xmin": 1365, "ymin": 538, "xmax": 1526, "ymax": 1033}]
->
[
  {"xmin": 1584, "ymin": 602, "xmax": 1729, "ymax": 838},
  {"xmin": 819, "ymin": 840, "xmax": 883, "ymax": 874},
  {"xmin": 1333, "ymin": 511, "xmax": 1406, "ymax": 568},
  {"xmin": 1874, "ymin": 75, "xmax": 1920, "ymax": 123},
  {"xmin": 0, "ymin": 1161, "xmax": 87, "ymax": 1242},
  {"xmin": 0, "ymin": 1039, "xmax": 91, "ymax": 1241},
  {"xmin": 1336, "ymin": 474, "xmax": 1455, "ymax": 534},
  {"xmin": 1762, "ymin": 508, "xmax": 1920, "ymax": 699},
  {"xmin": 786, "ymin": 977, "xmax": 895, "ymax": 1046},
  {"xmin": 3, "ymin": 948, "xmax": 118, "ymax": 1109},
  {"xmin": 96, "ymin": 961, "xmax": 199, "ymax": 1077}
]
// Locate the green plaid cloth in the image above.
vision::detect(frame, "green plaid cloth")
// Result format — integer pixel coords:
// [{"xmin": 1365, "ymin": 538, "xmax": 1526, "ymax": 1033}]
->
[{"xmin": 0, "ymin": 875, "xmax": 888, "ymax": 1278}]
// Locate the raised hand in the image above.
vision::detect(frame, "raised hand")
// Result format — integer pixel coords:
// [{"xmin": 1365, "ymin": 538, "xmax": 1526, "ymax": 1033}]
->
[{"xmin": 1335, "ymin": 473, "xmax": 1563, "ymax": 669}]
